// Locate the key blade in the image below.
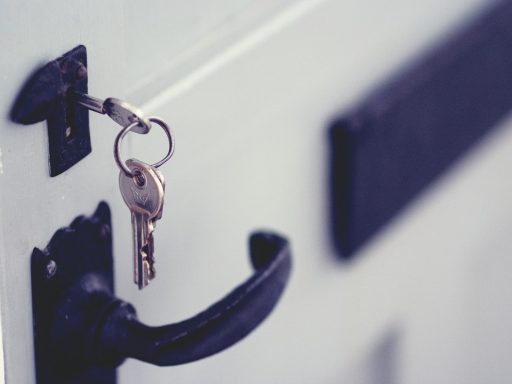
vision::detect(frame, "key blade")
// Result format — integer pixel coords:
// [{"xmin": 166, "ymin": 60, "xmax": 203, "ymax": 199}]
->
[{"xmin": 132, "ymin": 212, "xmax": 151, "ymax": 289}]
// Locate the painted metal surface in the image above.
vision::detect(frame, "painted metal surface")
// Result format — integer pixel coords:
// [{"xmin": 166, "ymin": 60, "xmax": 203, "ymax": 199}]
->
[{"xmin": 2, "ymin": 0, "xmax": 512, "ymax": 383}]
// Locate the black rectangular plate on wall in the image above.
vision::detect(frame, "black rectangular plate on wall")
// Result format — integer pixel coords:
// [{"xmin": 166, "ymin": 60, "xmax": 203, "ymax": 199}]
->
[
  {"xmin": 10, "ymin": 45, "xmax": 91, "ymax": 176},
  {"xmin": 47, "ymin": 46, "xmax": 91, "ymax": 176},
  {"xmin": 330, "ymin": 1, "xmax": 512, "ymax": 258}
]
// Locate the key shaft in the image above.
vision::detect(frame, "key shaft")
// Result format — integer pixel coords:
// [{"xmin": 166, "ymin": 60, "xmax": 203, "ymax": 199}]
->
[
  {"xmin": 120, "ymin": 159, "xmax": 165, "ymax": 289},
  {"xmin": 132, "ymin": 211, "xmax": 150, "ymax": 287},
  {"xmin": 74, "ymin": 92, "xmax": 151, "ymax": 134}
]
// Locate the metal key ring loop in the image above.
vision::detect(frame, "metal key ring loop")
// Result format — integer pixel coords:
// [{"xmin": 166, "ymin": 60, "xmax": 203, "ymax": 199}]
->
[{"xmin": 114, "ymin": 116, "xmax": 175, "ymax": 176}]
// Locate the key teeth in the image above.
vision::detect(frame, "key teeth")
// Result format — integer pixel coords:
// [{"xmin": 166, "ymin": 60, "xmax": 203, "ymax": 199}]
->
[
  {"xmin": 148, "ymin": 255, "xmax": 156, "ymax": 280},
  {"xmin": 138, "ymin": 245, "xmax": 155, "ymax": 288},
  {"xmin": 137, "ymin": 262, "xmax": 150, "ymax": 290},
  {"xmin": 144, "ymin": 262, "xmax": 151, "ymax": 287}
]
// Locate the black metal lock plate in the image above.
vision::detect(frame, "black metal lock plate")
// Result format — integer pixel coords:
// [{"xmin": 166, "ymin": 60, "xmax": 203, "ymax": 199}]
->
[{"xmin": 10, "ymin": 45, "xmax": 91, "ymax": 176}]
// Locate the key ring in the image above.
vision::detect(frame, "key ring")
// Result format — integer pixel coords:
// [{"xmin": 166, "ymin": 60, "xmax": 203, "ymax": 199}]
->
[{"xmin": 114, "ymin": 116, "xmax": 175, "ymax": 176}]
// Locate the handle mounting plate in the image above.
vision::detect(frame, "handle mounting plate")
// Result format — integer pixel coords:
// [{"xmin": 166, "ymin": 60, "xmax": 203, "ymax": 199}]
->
[{"xmin": 31, "ymin": 202, "xmax": 116, "ymax": 384}]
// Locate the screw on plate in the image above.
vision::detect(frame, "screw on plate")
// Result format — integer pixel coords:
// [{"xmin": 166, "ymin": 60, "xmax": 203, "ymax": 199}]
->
[{"xmin": 45, "ymin": 260, "xmax": 58, "ymax": 279}]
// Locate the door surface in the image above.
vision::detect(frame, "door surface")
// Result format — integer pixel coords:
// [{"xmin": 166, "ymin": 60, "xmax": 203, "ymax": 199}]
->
[{"xmin": 2, "ymin": 0, "xmax": 511, "ymax": 383}]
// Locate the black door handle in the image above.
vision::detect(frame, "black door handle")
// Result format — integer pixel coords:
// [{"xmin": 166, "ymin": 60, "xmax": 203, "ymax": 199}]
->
[
  {"xmin": 101, "ymin": 229, "xmax": 291, "ymax": 366},
  {"xmin": 31, "ymin": 202, "xmax": 292, "ymax": 383}
]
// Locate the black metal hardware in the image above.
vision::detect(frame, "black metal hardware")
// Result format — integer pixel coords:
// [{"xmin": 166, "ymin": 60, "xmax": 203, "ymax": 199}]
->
[
  {"xmin": 31, "ymin": 202, "xmax": 292, "ymax": 383},
  {"xmin": 10, "ymin": 45, "xmax": 90, "ymax": 176},
  {"xmin": 330, "ymin": 1, "xmax": 512, "ymax": 258}
]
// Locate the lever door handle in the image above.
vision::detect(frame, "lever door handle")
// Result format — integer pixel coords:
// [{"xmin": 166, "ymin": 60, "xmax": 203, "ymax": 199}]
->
[
  {"xmin": 31, "ymin": 202, "xmax": 292, "ymax": 383},
  {"xmin": 101, "ymin": 231, "xmax": 291, "ymax": 366}
]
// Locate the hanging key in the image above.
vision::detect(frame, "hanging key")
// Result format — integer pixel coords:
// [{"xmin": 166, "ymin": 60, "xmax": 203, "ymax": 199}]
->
[
  {"xmin": 74, "ymin": 92, "xmax": 151, "ymax": 134},
  {"xmin": 119, "ymin": 158, "xmax": 165, "ymax": 289},
  {"xmin": 114, "ymin": 116, "xmax": 174, "ymax": 289}
]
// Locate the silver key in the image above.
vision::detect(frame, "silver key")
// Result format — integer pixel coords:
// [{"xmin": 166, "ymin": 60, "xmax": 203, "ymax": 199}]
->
[
  {"xmin": 119, "ymin": 159, "xmax": 165, "ymax": 289},
  {"xmin": 74, "ymin": 92, "xmax": 151, "ymax": 134}
]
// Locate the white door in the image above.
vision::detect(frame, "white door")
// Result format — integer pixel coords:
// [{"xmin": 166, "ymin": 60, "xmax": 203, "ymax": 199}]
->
[{"xmin": 1, "ymin": 0, "xmax": 511, "ymax": 383}]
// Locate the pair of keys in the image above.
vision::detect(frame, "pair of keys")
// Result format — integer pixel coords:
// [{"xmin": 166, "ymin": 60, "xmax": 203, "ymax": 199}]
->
[
  {"xmin": 115, "ymin": 116, "xmax": 174, "ymax": 289},
  {"xmin": 77, "ymin": 93, "xmax": 175, "ymax": 289},
  {"xmin": 116, "ymin": 117, "xmax": 174, "ymax": 289},
  {"xmin": 119, "ymin": 159, "xmax": 165, "ymax": 288}
]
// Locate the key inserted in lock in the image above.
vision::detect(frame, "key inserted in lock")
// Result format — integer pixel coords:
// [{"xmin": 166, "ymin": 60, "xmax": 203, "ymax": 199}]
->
[
  {"xmin": 10, "ymin": 45, "xmax": 155, "ymax": 176},
  {"xmin": 73, "ymin": 93, "xmax": 151, "ymax": 134},
  {"xmin": 10, "ymin": 45, "xmax": 91, "ymax": 176}
]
